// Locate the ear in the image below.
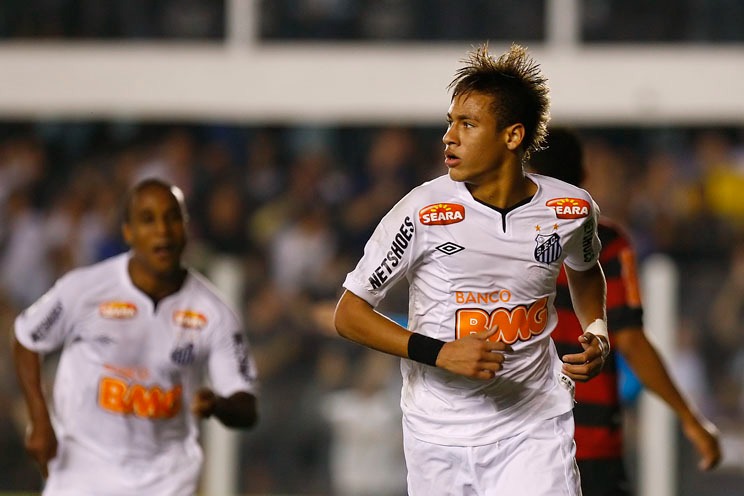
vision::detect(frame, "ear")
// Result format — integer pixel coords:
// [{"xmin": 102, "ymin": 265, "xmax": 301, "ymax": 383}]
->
[
  {"xmin": 122, "ymin": 223, "xmax": 133, "ymax": 247},
  {"xmin": 504, "ymin": 123, "xmax": 525, "ymax": 151}
]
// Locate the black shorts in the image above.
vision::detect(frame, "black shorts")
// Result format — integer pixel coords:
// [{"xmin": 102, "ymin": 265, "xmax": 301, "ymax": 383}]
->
[{"xmin": 578, "ymin": 458, "xmax": 631, "ymax": 496}]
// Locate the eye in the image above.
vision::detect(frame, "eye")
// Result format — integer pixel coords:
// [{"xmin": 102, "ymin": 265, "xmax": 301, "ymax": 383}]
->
[{"xmin": 137, "ymin": 212, "xmax": 155, "ymax": 224}]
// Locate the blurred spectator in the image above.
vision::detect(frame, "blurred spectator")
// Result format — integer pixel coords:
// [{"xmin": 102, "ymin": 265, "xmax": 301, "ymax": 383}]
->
[
  {"xmin": 0, "ymin": 187, "xmax": 54, "ymax": 309},
  {"xmin": 320, "ymin": 350, "xmax": 406, "ymax": 496},
  {"xmin": 242, "ymin": 130, "xmax": 285, "ymax": 205},
  {"xmin": 198, "ymin": 179, "xmax": 252, "ymax": 256},
  {"xmin": 698, "ymin": 131, "xmax": 744, "ymax": 226},
  {"xmin": 270, "ymin": 201, "xmax": 337, "ymax": 297},
  {"xmin": 239, "ymin": 281, "xmax": 334, "ymax": 494},
  {"xmin": 708, "ymin": 240, "xmax": 744, "ymax": 418},
  {"xmin": 45, "ymin": 167, "xmax": 112, "ymax": 272},
  {"xmin": 134, "ymin": 127, "xmax": 197, "ymax": 196},
  {"xmin": 339, "ymin": 127, "xmax": 416, "ymax": 254}
]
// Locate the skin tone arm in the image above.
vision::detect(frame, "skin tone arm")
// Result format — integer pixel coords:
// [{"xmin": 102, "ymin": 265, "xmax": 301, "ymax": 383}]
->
[
  {"xmin": 12, "ymin": 334, "xmax": 57, "ymax": 479},
  {"xmin": 334, "ymin": 290, "xmax": 511, "ymax": 380},
  {"xmin": 562, "ymin": 263, "xmax": 608, "ymax": 381},
  {"xmin": 614, "ymin": 328, "xmax": 721, "ymax": 470},
  {"xmin": 191, "ymin": 389, "xmax": 258, "ymax": 429}
]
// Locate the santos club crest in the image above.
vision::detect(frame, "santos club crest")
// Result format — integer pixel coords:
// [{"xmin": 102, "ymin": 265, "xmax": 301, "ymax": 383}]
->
[{"xmin": 534, "ymin": 233, "xmax": 562, "ymax": 264}]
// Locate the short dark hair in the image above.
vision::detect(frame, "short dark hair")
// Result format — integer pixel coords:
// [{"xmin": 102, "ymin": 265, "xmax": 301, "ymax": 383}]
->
[
  {"xmin": 448, "ymin": 43, "xmax": 550, "ymax": 162},
  {"xmin": 527, "ymin": 127, "xmax": 585, "ymax": 187},
  {"xmin": 122, "ymin": 178, "xmax": 188, "ymax": 223}
]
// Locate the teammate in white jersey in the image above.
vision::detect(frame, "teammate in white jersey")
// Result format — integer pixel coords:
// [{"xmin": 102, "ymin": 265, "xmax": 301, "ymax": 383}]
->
[
  {"xmin": 334, "ymin": 44, "xmax": 609, "ymax": 496},
  {"xmin": 12, "ymin": 178, "xmax": 259, "ymax": 496}
]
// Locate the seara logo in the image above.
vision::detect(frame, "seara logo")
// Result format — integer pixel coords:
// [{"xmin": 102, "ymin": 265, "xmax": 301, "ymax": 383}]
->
[
  {"xmin": 419, "ymin": 203, "xmax": 465, "ymax": 225},
  {"xmin": 546, "ymin": 198, "xmax": 590, "ymax": 219},
  {"xmin": 173, "ymin": 310, "xmax": 207, "ymax": 330},
  {"xmin": 99, "ymin": 302, "xmax": 137, "ymax": 319}
]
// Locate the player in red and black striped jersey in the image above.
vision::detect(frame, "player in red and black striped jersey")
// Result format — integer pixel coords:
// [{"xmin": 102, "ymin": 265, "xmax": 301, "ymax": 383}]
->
[{"xmin": 528, "ymin": 128, "xmax": 721, "ymax": 496}]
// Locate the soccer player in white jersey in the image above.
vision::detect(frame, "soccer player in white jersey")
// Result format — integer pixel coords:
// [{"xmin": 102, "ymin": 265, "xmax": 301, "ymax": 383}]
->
[
  {"xmin": 334, "ymin": 44, "xmax": 609, "ymax": 496},
  {"xmin": 12, "ymin": 178, "xmax": 259, "ymax": 496}
]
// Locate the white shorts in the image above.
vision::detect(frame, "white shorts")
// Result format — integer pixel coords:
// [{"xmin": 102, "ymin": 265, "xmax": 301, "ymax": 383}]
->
[
  {"xmin": 403, "ymin": 411, "xmax": 581, "ymax": 496},
  {"xmin": 42, "ymin": 439, "xmax": 202, "ymax": 496}
]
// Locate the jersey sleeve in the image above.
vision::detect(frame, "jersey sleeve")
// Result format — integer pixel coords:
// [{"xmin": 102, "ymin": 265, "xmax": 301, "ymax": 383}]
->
[
  {"xmin": 562, "ymin": 197, "xmax": 602, "ymax": 272},
  {"xmin": 608, "ymin": 232, "xmax": 644, "ymax": 332},
  {"xmin": 342, "ymin": 196, "xmax": 419, "ymax": 307},
  {"xmin": 14, "ymin": 278, "xmax": 72, "ymax": 353},
  {"xmin": 207, "ymin": 309, "xmax": 259, "ymax": 398}
]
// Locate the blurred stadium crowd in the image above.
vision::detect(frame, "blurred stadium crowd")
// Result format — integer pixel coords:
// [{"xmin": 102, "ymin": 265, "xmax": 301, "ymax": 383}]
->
[
  {"xmin": 0, "ymin": 122, "xmax": 743, "ymax": 494},
  {"xmin": 1, "ymin": 0, "xmax": 744, "ymax": 495}
]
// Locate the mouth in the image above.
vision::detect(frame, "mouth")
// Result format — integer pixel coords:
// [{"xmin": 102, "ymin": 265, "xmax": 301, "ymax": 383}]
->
[
  {"xmin": 444, "ymin": 151, "xmax": 461, "ymax": 168},
  {"xmin": 153, "ymin": 243, "xmax": 177, "ymax": 259}
]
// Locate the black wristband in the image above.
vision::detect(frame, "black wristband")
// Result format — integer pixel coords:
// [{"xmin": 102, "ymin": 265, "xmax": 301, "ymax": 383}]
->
[{"xmin": 407, "ymin": 333, "xmax": 446, "ymax": 367}]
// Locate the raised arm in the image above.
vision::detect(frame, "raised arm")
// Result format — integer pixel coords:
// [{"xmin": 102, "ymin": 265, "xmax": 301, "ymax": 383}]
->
[{"xmin": 12, "ymin": 333, "xmax": 57, "ymax": 478}]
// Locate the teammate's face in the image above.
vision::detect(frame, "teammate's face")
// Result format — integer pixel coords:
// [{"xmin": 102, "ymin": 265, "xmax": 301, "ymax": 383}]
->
[
  {"xmin": 123, "ymin": 184, "xmax": 187, "ymax": 277},
  {"xmin": 442, "ymin": 92, "xmax": 511, "ymax": 185}
]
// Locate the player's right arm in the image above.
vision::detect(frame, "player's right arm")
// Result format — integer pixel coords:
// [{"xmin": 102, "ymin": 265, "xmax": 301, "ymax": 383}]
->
[
  {"xmin": 12, "ymin": 279, "xmax": 73, "ymax": 478},
  {"xmin": 334, "ymin": 290, "xmax": 510, "ymax": 380},
  {"xmin": 12, "ymin": 333, "xmax": 57, "ymax": 479}
]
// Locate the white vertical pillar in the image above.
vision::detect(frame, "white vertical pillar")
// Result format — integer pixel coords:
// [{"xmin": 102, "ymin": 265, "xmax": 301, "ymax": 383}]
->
[
  {"xmin": 545, "ymin": 0, "xmax": 581, "ymax": 47},
  {"xmin": 638, "ymin": 255, "xmax": 678, "ymax": 496},
  {"xmin": 201, "ymin": 256, "xmax": 244, "ymax": 496},
  {"xmin": 226, "ymin": 0, "xmax": 258, "ymax": 49}
]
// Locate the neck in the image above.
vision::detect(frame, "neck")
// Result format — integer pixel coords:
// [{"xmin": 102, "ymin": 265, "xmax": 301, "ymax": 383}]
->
[
  {"xmin": 467, "ymin": 165, "xmax": 535, "ymax": 209},
  {"xmin": 128, "ymin": 258, "xmax": 186, "ymax": 303}
]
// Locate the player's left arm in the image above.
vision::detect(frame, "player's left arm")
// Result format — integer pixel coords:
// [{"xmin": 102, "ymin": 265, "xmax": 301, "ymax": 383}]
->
[
  {"xmin": 614, "ymin": 328, "xmax": 721, "ymax": 469},
  {"xmin": 191, "ymin": 388, "xmax": 257, "ymax": 429},
  {"xmin": 198, "ymin": 311, "xmax": 259, "ymax": 429},
  {"xmin": 561, "ymin": 262, "xmax": 608, "ymax": 381},
  {"xmin": 610, "ymin": 237, "xmax": 720, "ymax": 469}
]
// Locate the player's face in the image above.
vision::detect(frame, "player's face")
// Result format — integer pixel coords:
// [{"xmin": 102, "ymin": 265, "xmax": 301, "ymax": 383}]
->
[
  {"xmin": 443, "ymin": 92, "xmax": 510, "ymax": 185},
  {"xmin": 123, "ymin": 185, "xmax": 187, "ymax": 277}
]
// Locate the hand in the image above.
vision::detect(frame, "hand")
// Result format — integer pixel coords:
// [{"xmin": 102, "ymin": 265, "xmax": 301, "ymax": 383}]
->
[
  {"xmin": 561, "ymin": 332, "xmax": 608, "ymax": 382},
  {"xmin": 191, "ymin": 387, "xmax": 219, "ymax": 419},
  {"xmin": 25, "ymin": 419, "xmax": 57, "ymax": 479},
  {"xmin": 436, "ymin": 327, "xmax": 513, "ymax": 380},
  {"xmin": 682, "ymin": 416, "xmax": 722, "ymax": 470}
]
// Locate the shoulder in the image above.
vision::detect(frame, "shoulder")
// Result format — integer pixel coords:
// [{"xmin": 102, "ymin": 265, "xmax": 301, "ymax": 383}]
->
[
  {"xmin": 57, "ymin": 253, "xmax": 128, "ymax": 290},
  {"xmin": 184, "ymin": 269, "xmax": 240, "ymax": 318},
  {"xmin": 393, "ymin": 174, "xmax": 461, "ymax": 214},
  {"xmin": 529, "ymin": 173, "xmax": 593, "ymax": 202}
]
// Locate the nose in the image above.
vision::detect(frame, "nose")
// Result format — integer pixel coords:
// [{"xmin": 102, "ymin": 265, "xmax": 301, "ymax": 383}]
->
[
  {"xmin": 442, "ymin": 125, "xmax": 456, "ymax": 146},
  {"xmin": 154, "ymin": 216, "xmax": 172, "ymax": 235}
]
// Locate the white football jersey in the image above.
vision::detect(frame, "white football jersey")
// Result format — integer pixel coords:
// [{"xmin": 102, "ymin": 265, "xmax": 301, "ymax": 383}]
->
[
  {"xmin": 343, "ymin": 173, "xmax": 601, "ymax": 446},
  {"xmin": 15, "ymin": 252, "xmax": 258, "ymax": 495}
]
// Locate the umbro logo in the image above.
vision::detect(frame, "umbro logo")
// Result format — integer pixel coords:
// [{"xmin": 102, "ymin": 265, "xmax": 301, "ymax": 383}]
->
[{"xmin": 436, "ymin": 242, "xmax": 464, "ymax": 255}]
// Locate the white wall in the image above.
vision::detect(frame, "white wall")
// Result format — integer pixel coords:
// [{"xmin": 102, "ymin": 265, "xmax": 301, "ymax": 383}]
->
[{"xmin": 1, "ymin": 43, "xmax": 743, "ymax": 125}]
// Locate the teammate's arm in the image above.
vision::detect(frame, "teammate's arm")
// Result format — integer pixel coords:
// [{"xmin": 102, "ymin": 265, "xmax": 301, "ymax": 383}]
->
[
  {"xmin": 12, "ymin": 333, "xmax": 57, "ymax": 478},
  {"xmin": 334, "ymin": 290, "xmax": 510, "ymax": 380},
  {"xmin": 191, "ymin": 389, "xmax": 257, "ymax": 428},
  {"xmin": 561, "ymin": 262, "xmax": 608, "ymax": 381}
]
